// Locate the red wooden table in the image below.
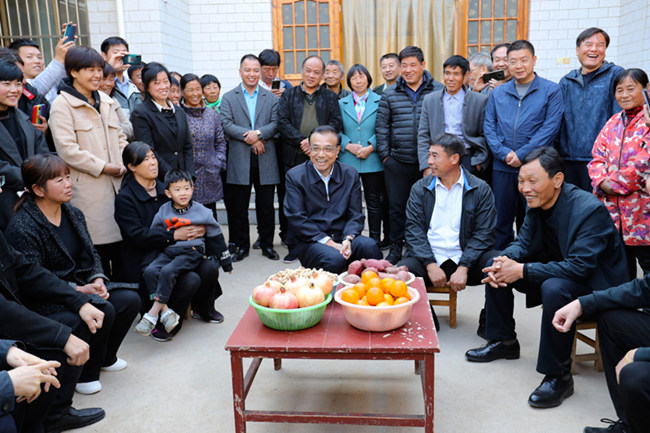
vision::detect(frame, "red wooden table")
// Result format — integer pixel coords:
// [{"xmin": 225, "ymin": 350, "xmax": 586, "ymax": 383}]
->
[{"xmin": 225, "ymin": 278, "xmax": 440, "ymax": 432}]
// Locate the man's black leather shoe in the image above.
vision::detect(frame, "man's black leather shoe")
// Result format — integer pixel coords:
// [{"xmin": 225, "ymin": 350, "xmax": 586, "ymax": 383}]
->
[
  {"xmin": 465, "ymin": 340, "xmax": 520, "ymax": 362},
  {"xmin": 584, "ymin": 418, "xmax": 628, "ymax": 432},
  {"xmin": 232, "ymin": 248, "xmax": 249, "ymax": 262},
  {"xmin": 252, "ymin": 238, "xmax": 261, "ymax": 249},
  {"xmin": 262, "ymin": 248, "xmax": 280, "ymax": 260},
  {"xmin": 45, "ymin": 407, "xmax": 105, "ymax": 433},
  {"xmin": 528, "ymin": 374, "xmax": 574, "ymax": 408}
]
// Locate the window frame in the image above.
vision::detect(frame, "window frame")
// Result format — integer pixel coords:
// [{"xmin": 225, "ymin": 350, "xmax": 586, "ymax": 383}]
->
[
  {"xmin": 455, "ymin": 0, "xmax": 529, "ymax": 58},
  {"xmin": 271, "ymin": 0, "xmax": 342, "ymax": 84}
]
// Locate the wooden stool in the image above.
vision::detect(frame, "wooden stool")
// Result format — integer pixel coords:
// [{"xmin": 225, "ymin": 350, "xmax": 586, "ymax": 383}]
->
[
  {"xmin": 571, "ymin": 321, "xmax": 603, "ymax": 373},
  {"xmin": 426, "ymin": 285, "xmax": 457, "ymax": 328}
]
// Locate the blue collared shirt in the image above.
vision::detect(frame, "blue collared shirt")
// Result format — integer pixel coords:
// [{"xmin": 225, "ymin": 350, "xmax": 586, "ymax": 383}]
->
[
  {"xmin": 312, "ymin": 163, "xmax": 334, "ymax": 244},
  {"xmin": 241, "ymin": 83, "xmax": 259, "ymax": 129},
  {"xmin": 115, "ymin": 75, "xmax": 131, "ymax": 97},
  {"xmin": 443, "ymin": 88, "xmax": 470, "ymax": 150},
  {"xmin": 404, "ymin": 74, "xmax": 428, "ymax": 103}
]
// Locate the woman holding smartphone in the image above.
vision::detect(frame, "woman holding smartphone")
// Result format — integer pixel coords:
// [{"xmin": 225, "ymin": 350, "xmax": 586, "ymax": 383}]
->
[{"xmin": 588, "ymin": 68, "xmax": 650, "ymax": 278}]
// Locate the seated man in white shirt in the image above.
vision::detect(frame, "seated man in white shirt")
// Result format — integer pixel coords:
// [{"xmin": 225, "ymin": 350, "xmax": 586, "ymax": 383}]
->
[{"xmin": 400, "ymin": 133, "xmax": 497, "ymax": 319}]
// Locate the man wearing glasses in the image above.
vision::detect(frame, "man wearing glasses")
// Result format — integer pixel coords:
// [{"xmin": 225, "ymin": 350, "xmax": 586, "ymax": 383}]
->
[
  {"xmin": 284, "ymin": 125, "xmax": 382, "ymax": 273},
  {"xmin": 483, "ymin": 39, "xmax": 564, "ymax": 250}
]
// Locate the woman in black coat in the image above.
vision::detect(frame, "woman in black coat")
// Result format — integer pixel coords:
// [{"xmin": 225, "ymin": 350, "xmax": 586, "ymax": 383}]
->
[
  {"xmin": 130, "ymin": 62, "xmax": 194, "ymax": 180},
  {"xmin": 115, "ymin": 142, "xmax": 223, "ymax": 342},
  {"xmin": 4, "ymin": 153, "xmax": 140, "ymax": 395}
]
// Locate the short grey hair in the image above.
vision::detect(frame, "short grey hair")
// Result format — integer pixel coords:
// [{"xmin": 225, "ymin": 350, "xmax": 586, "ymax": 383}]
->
[
  {"xmin": 326, "ymin": 59, "xmax": 344, "ymax": 75},
  {"xmin": 468, "ymin": 52, "xmax": 493, "ymax": 72}
]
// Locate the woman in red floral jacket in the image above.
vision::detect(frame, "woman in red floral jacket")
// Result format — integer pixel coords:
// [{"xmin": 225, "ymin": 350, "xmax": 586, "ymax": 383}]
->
[{"xmin": 588, "ymin": 68, "xmax": 650, "ymax": 279}]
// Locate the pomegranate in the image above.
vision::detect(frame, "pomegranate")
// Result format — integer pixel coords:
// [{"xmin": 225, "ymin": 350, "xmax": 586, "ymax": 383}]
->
[
  {"xmin": 284, "ymin": 276, "xmax": 308, "ymax": 295},
  {"xmin": 296, "ymin": 282, "xmax": 325, "ymax": 308},
  {"xmin": 311, "ymin": 272, "xmax": 333, "ymax": 296},
  {"xmin": 252, "ymin": 281, "xmax": 280, "ymax": 307},
  {"xmin": 269, "ymin": 287, "xmax": 299, "ymax": 309}
]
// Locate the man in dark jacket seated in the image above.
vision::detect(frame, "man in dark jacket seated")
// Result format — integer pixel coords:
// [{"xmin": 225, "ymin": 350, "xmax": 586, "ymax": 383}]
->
[
  {"xmin": 465, "ymin": 147, "xmax": 629, "ymax": 409},
  {"xmin": 401, "ymin": 133, "xmax": 496, "ymax": 292},
  {"xmin": 284, "ymin": 125, "xmax": 382, "ymax": 273}
]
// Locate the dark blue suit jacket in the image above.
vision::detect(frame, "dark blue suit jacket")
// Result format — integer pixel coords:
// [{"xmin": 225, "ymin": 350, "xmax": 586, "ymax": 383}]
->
[{"xmin": 284, "ymin": 160, "xmax": 364, "ymax": 246}]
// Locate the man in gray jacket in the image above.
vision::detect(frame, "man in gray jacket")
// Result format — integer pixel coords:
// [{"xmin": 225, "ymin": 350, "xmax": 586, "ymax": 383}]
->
[
  {"xmin": 220, "ymin": 54, "xmax": 280, "ymax": 262},
  {"xmin": 402, "ymin": 133, "xmax": 496, "ymax": 295},
  {"xmin": 418, "ymin": 55, "xmax": 490, "ymax": 182}
]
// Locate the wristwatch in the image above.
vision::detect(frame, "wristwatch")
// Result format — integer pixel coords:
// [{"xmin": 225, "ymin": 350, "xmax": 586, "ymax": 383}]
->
[
  {"xmin": 344, "ymin": 235, "xmax": 354, "ymax": 243},
  {"xmin": 256, "ymin": 130, "xmax": 262, "ymax": 140}
]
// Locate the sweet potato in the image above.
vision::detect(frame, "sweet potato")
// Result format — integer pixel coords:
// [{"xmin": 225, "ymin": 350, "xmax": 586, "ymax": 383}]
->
[
  {"xmin": 347, "ymin": 260, "xmax": 363, "ymax": 275},
  {"xmin": 377, "ymin": 272, "xmax": 394, "ymax": 280},
  {"xmin": 384, "ymin": 266, "xmax": 399, "ymax": 274},
  {"xmin": 379, "ymin": 259, "xmax": 392, "ymax": 269},
  {"xmin": 343, "ymin": 274, "xmax": 362, "ymax": 284},
  {"xmin": 395, "ymin": 270, "xmax": 410, "ymax": 282},
  {"xmin": 396, "ymin": 265, "xmax": 409, "ymax": 273},
  {"xmin": 362, "ymin": 267, "xmax": 379, "ymax": 277},
  {"xmin": 363, "ymin": 259, "xmax": 386, "ymax": 271}
]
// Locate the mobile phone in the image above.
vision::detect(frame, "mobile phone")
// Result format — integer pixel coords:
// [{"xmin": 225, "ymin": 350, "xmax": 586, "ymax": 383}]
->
[
  {"xmin": 482, "ymin": 70, "xmax": 506, "ymax": 82},
  {"xmin": 63, "ymin": 24, "xmax": 76, "ymax": 44},
  {"xmin": 123, "ymin": 54, "xmax": 142, "ymax": 65},
  {"xmin": 643, "ymin": 89, "xmax": 650, "ymax": 107},
  {"xmin": 271, "ymin": 79, "xmax": 281, "ymax": 90},
  {"xmin": 31, "ymin": 104, "xmax": 43, "ymax": 124}
]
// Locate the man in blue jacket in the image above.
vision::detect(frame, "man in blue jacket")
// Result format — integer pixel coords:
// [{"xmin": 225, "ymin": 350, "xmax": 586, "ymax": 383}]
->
[
  {"xmin": 284, "ymin": 125, "xmax": 381, "ymax": 273},
  {"xmin": 484, "ymin": 39, "xmax": 564, "ymax": 249},
  {"xmin": 554, "ymin": 275, "xmax": 650, "ymax": 433},
  {"xmin": 558, "ymin": 27, "xmax": 623, "ymax": 191},
  {"xmin": 465, "ymin": 147, "xmax": 628, "ymax": 409}
]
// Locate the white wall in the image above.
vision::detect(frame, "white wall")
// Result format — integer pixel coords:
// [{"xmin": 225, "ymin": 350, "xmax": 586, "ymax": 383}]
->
[
  {"xmin": 529, "ymin": 0, "xmax": 650, "ymax": 83},
  {"xmin": 188, "ymin": 0, "xmax": 274, "ymax": 92}
]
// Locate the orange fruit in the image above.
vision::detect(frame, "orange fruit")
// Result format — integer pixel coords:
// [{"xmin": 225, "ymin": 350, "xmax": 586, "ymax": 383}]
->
[
  {"xmin": 390, "ymin": 280, "xmax": 408, "ymax": 298},
  {"xmin": 376, "ymin": 301, "xmax": 391, "ymax": 307},
  {"xmin": 368, "ymin": 277, "xmax": 381, "ymax": 288},
  {"xmin": 341, "ymin": 289, "xmax": 360, "ymax": 304},
  {"xmin": 366, "ymin": 287, "xmax": 384, "ymax": 306},
  {"xmin": 352, "ymin": 282, "xmax": 367, "ymax": 298},
  {"xmin": 356, "ymin": 298, "xmax": 369, "ymax": 306},
  {"xmin": 380, "ymin": 278, "xmax": 395, "ymax": 293},
  {"xmin": 383, "ymin": 293, "xmax": 394, "ymax": 305},
  {"xmin": 394, "ymin": 296, "xmax": 410, "ymax": 305},
  {"xmin": 361, "ymin": 271, "xmax": 378, "ymax": 284}
]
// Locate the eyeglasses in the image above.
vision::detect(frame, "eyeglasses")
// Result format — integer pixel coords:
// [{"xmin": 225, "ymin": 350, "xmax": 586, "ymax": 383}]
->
[{"xmin": 310, "ymin": 146, "xmax": 337, "ymax": 154}]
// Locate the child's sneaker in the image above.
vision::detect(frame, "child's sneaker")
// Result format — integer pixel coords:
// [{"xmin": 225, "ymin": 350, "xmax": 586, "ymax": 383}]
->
[
  {"xmin": 161, "ymin": 309, "xmax": 180, "ymax": 333},
  {"xmin": 135, "ymin": 313, "xmax": 157, "ymax": 336}
]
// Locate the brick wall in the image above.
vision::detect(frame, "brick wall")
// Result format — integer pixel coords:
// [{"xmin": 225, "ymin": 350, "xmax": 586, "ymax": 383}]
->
[{"xmin": 529, "ymin": 0, "xmax": 649, "ymax": 83}]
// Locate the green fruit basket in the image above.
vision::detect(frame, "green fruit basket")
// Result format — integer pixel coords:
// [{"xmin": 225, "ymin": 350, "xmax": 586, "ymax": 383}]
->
[{"xmin": 249, "ymin": 293, "xmax": 333, "ymax": 331}]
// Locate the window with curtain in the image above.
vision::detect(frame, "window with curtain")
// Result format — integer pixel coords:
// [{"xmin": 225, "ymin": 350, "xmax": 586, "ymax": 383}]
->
[
  {"xmin": 457, "ymin": 0, "xmax": 529, "ymax": 57},
  {"xmin": 272, "ymin": 0, "xmax": 342, "ymax": 83},
  {"xmin": 341, "ymin": 0, "xmax": 455, "ymax": 85},
  {"xmin": 0, "ymin": 0, "xmax": 91, "ymax": 63}
]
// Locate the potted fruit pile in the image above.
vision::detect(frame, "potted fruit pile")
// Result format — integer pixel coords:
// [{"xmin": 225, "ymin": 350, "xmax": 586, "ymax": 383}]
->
[
  {"xmin": 338, "ymin": 258, "xmax": 415, "ymax": 286},
  {"xmin": 249, "ymin": 267, "xmax": 338, "ymax": 331}
]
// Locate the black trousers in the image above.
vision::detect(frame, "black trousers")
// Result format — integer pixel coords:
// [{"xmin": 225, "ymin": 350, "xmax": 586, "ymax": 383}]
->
[
  {"xmin": 227, "ymin": 154, "xmax": 276, "ymax": 250},
  {"xmin": 597, "ymin": 309, "xmax": 650, "ymax": 432},
  {"xmin": 143, "ymin": 248, "xmax": 204, "ymax": 304},
  {"xmin": 383, "ymin": 156, "xmax": 421, "ymax": 245},
  {"xmin": 624, "ymin": 244, "xmax": 650, "ymax": 279},
  {"xmin": 360, "ymin": 171, "xmax": 389, "ymax": 242},
  {"xmin": 95, "ymin": 241, "xmax": 124, "ymax": 282},
  {"xmin": 491, "ymin": 170, "xmax": 527, "ymax": 250},
  {"xmin": 275, "ymin": 141, "xmax": 288, "ymax": 243},
  {"xmin": 296, "ymin": 236, "xmax": 382, "ymax": 274},
  {"xmin": 564, "ymin": 160, "xmax": 592, "ymax": 192},
  {"xmin": 485, "ymin": 271, "xmax": 593, "ymax": 376}
]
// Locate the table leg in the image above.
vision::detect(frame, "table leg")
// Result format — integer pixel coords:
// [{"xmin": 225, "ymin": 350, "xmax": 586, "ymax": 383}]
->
[
  {"xmin": 274, "ymin": 358, "xmax": 282, "ymax": 370},
  {"xmin": 423, "ymin": 354, "xmax": 435, "ymax": 432},
  {"xmin": 230, "ymin": 353, "xmax": 247, "ymax": 433}
]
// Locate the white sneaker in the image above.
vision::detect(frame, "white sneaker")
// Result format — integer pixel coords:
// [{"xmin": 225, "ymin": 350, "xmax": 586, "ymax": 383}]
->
[
  {"xmin": 75, "ymin": 380, "xmax": 102, "ymax": 395},
  {"xmin": 101, "ymin": 358, "xmax": 127, "ymax": 372}
]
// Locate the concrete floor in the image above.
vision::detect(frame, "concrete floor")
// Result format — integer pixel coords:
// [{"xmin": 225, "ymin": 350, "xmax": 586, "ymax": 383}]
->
[{"xmin": 69, "ymin": 227, "xmax": 616, "ymax": 433}]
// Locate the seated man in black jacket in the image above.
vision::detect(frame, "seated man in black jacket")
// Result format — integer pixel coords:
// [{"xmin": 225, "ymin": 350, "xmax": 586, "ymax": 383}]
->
[
  {"xmin": 400, "ymin": 133, "xmax": 496, "ymax": 310},
  {"xmin": 0, "ymin": 228, "xmax": 106, "ymax": 432},
  {"xmin": 284, "ymin": 125, "xmax": 381, "ymax": 273},
  {"xmin": 554, "ymin": 271, "xmax": 650, "ymax": 433},
  {"xmin": 465, "ymin": 147, "xmax": 629, "ymax": 409}
]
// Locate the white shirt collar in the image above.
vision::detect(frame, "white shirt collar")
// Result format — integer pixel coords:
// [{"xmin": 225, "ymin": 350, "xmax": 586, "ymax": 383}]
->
[{"xmin": 152, "ymin": 99, "xmax": 175, "ymax": 113}]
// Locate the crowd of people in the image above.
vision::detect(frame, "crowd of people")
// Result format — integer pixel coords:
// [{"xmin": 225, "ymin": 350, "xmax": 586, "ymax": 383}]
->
[{"xmin": 0, "ymin": 23, "xmax": 647, "ymax": 433}]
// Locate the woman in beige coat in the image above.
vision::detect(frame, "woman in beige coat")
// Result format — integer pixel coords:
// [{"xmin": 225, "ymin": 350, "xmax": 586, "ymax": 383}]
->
[{"xmin": 50, "ymin": 46, "xmax": 128, "ymax": 280}]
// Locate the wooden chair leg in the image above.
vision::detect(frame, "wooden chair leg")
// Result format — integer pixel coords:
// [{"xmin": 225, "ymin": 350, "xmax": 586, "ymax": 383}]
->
[{"xmin": 449, "ymin": 290, "xmax": 457, "ymax": 328}]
